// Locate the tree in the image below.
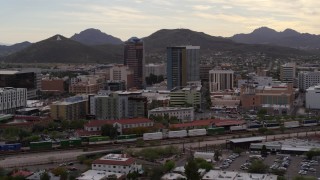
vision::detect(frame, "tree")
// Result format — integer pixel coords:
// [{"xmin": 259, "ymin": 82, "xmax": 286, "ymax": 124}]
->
[
  {"xmin": 293, "ymin": 176, "xmax": 317, "ymax": 180},
  {"xmin": 148, "ymin": 167, "xmax": 164, "ymax": 180},
  {"xmin": 164, "ymin": 160, "xmax": 175, "ymax": 172},
  {"xmin": 52, "ymin": 167, "xmax": 68, "ymax": 180},
  {"xmin": 305, "ymin": 148, "xmax": 320, "ymax": 160},
  {"xmin": 195, "ymin": 158, "xmax": 213, "ymax": 172},
  {"xmin": 40, "ymin": 172, "xmax": 51, "ymax": 180},
  {"xmin": 214, "ymin": 149, "xmax": 221, "ymax": 161},
  {"xmin": 101, "ymin": 124, "xmax": 118, "ymax": 139},
  {"xmin": 261, "ymin": 145, "xmax": 268, "ymax": 157},
  {"xmin": 127, "ymin": 171, "xmax": 139, "ymax": 180},
  {"xmin": 248, "ymin": 160, "xmax": 269, "ymax": 174},
  {"xmin": 107, "ymin": 174, "xmax": 117, "ymax": 180},
  {"xmin": 184, "ymin": 159, "xmax": 201, "ymax": 180}
]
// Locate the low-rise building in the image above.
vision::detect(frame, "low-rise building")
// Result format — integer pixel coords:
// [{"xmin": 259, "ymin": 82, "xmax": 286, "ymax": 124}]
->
[
  {"xmin": 306, "ymin": 85, "xmax": 320, "ymax": 109},
  {"xmin": 77, "ymin": 170, "xmax": 125, "ymax": 180},
  {"xmin": 84, "ymin": 118, "xmax": 154, "ymax": 134},
  {"xmin": 202, "ymin": 170, "xmax": 277, "ymax": 180},
  {"xmin": 148, "ymin": 107, "xmax": 194, "ymax": 122},
  {"xmin": 170, "ymin": 85, "xmax": 202, "ymax": 109},
  {"xmin": 41, "ymin": 77, "xmax": 68, "ymax": 93},
  {"xmin": 298, "ymin": 71, "xmax": 320, "ymax": 90},
  {"xmin": 92, "ymin": 154, "xmax": 142, "ymax": 175}
]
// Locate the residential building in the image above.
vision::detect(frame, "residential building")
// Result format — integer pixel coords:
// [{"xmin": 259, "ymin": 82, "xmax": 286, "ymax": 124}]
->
[
  {"xmin": 306, "ymin": 85, "xmax": 320, "ymax": 109},
  {"xmin": 170, "ymin": 85, "xmax": 202, "ymax": 109},
  {"xmin": 0, "ymin": 87, "xmax": 27, "ymax": 114},
  {"xmin": 124, "ymin": 37, "xmax": 145, "ymax": 89},
  {"xmin": 167, "ymin": 46, "xmax": 200, "ymax": 90},
  {"xmin": 84, "ymin": 118, "xmax": 154, "ymax": 134},
  {"xmin": 50, "ymin": 96, "xmax": 88, "ymax": 121},
  {"xmin": 209, "ymin": 70, "xmax": 234, "ymax": 92},
  {"xmin": 109, "ymin": 64, "xmax": 134, "ymax": 89},
  {"xmin": 298, "ymin": 71, "xmax": 320, "ymax": 90},
  {"xmin": 145, "ymin": 63, "xmax": 167, "ymax": 77},
  {"xmin": 0, "ymin": 69, "xmax": 41, "ymax": 99},
  {"xmin": 148, "ymin": 107, "xmax": 194, "ymax": 122},
  {"xmin": 280, "ymin": 63, "xmax": 296, "ymax": 83},
  {"xmin": 92, "ymin": 154, "xmax": 142, "ymax": 175}
]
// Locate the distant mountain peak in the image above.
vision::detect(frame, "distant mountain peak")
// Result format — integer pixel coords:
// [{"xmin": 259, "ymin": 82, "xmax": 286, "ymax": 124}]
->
[
  {"xmin": 282, "ymin": 28, "xmax": 300, "ymax": 36},
  {"xmin": 251, "ymin": 27, "xmax": 278, "ymax": 35},
  {"xmin": 71, "ymin": 28, "xmax": 123, "ymax": 45}
]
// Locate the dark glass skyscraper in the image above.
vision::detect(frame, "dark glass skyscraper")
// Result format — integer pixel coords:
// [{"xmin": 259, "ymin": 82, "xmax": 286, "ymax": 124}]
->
[
  {"xmin": 167, "ymin": 46, "xmax": 200, "ymax": 90},
  {"xmin": 124, "ymin": 37, "xmax": 144, "ymax": 89}
]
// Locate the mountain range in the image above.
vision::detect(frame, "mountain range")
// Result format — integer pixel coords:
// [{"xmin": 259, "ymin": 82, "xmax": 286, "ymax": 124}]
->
[
  {"xmin": 0, "ymin": 27, "xmax": 318, "ymax": 63},
  {"xmin": 231, "ymin": 27, "xmax": 320, "ymax": 49}
]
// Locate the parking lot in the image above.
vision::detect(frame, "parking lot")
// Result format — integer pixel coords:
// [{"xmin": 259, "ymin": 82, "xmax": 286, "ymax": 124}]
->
[{"xmin": 217, "ymin": 152, "xmax": 320, "ymax": 179}]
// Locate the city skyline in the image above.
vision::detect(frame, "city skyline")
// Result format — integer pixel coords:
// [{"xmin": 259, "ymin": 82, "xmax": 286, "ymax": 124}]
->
[{"xmin": 1, "ymin": 0, "xmax": 320, "ymax": 44}]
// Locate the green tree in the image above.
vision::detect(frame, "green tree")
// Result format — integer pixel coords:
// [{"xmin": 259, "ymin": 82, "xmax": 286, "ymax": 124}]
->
[
  {"xmin": 52, "ymin": 167, "xmax": 68, "ymax": 180},
  {"xmin": 195, "ymin": 158, "xmax": 213, "ymax": 172},
  {"xmin": 214, "ymin": 149, "xmax": 221, "ymax": 161},
  {"xmin": 184, "ymin": 159, "xmax": 200, "ymax": 180},
  {"xmin": 261, "ymin": 145, "xmax": 268, "ymax": 156},
  {"xmin": 101, "ymin": 124, "xmax": 118, "ymax": 139},
  {"xmin": 148, "ymin": 167, "xmax": 164, "ymax": 180},
  {"xmin": 127, "ymin": 171, "xmax": 139, "ymax": 180},
  {"xmin": 248, "ymin": 160, "xmax": 269, "ymax": 174},
  {"xmin": 305, "ymin": 148, "xmax": 320, "ymax": 160},
  {"xmin": 40, "ymin": 172, "xmax": 51, "ymax": 180},
  {"xmin": 164, "ymin": 160, "xmax": 175, "ymax": 172},
  {"xmin": 293, "ymin": 176, "xmax": 317, "ymax": 180}
]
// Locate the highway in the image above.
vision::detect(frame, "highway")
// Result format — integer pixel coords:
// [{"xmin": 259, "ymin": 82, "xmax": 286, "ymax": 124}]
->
[{"xmin": 1, "ymin": 129, "xmax": 319, "ymax": 168}]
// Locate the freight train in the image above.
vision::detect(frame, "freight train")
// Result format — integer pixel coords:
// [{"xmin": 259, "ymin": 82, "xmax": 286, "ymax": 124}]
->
[{"xmin": 1, "ymin": 119, "xmax": 319, "ymax": 152}]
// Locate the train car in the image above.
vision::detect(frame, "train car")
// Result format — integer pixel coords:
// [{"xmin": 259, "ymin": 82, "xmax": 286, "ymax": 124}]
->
[
  {"xmin": 284, "ymin": 121, "xmax": 300, "ymax": 128},
  {"xmin": 60, "ymin": 139, "xmax": 82, "ymax": 148},
  {"xmin": 302, "ymin": 120, "xmax": 318, "ymax": 127},
  {"xmin": 265, "ymin": 122, "xmax": 280, "ymax": 129},
  {"xmin": 88, "ymin": 136, "xmax": 111, "ymax": 144},
  {"xmin": 207, "ymin": 127, "xmax": 225, "ymax": 135},
  {"xmin": 168, "ymin": 130, "xmax": 188, "ymax": 138},
  {"xmin": 0, "ymin": 143, "xmax": 21, "ymax": 151},
  {"xmin": 116, "ymin": 134, "xmax": 138, "ymax": 143},
  {"xmin": 247, "ymin": 124, "xmax": 263, "ymax": 131},
  {"xmin": 230, "ymin": 125, "xmax": 247, "ymax": 132},
  {"xmin": 30, "ymin": 141, "xmax": 52, "ymax": 150},
  {"xmin": 143, "ymin": 132, "xmax": 163, "ymax": 141},
  {"xmin": 188, "ymin": 129, "xmax": 207, "ymax": 137}
]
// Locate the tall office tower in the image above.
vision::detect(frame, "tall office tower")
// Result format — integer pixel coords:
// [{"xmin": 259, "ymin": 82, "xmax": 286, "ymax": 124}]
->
[
  {"xmin": 280, "ymin": 63, "xmax": 296, "ymax": 83},
  {"xmin": 0, "ymin": 68, "xmax": 41, "ymax": 99},
  {"xmin": 124, "ymin": 37, "xmax": 144, "ymax": 89},
  {"xmin": 209, "ymin": 70, "xmax": 234, "ymax": 92},
  {"xmin": 167, "ymin": 46, "xmax": 200, "ymax": 90},
  {"xmin": 298, "ymin": 71, "xmax": 320, "ymax": 90}
]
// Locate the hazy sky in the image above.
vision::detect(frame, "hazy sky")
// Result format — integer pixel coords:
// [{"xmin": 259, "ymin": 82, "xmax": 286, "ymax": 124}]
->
[{"xmin": 1, "ymin": 0, "xmax": 320, "ymax": 44}]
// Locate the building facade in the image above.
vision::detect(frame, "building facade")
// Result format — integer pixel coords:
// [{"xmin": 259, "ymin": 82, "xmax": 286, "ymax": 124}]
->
[
  {"xmin": 0, "ymin": 88, "xmax": 27, "ymax": 114},
  {"xmin": 306, "ymin": 85, "xmax": 320, "ymax": 109},
  {"xmin": 92, "ymin": 154, "xmax": 142, "ymax": 175},
  {"xmin": 237, "ymin": 76, "xmax": 273, "ymax": 88},
  {"xmin": 0, "ymin": 69, "xmax": 41, "ymax": 99},
  {"xmin": 109, "ymin": 64, "xmax": 134, "ymax": 89},
  {"xmin": 170, "ymin": 86, "xmax": 202, "ymax": 109},
  {"xmin": 298, "ymin": 71, "xmax": 320, "ymax": 90},
  {"xmin": 50, "ymin": 96, "xmax": 88, "ymax": 121},
  {"xmin": 148, "ymin": 107, "xmax": 194, "ymax": 122},
  {"xmin": 280, "ymin": 63, "xmax": 296, "ymax": 83},
  {"xmin": 145, "ymin": 63, "xmax": 167, "ymax": 77},
  {"xmin": 124, "ymin": 37, "xmax": 145, "ymax": 89},
  {"xmin": 209, "ymin": 70, "xmax": 234, "ymax": 92},
  {"xmin": 167, "ymin": 46, "xmax": 200, "ymax": 90},
  {"xmin": 41, "ymin": 78, "xmax": 68, "ymax": 93}
]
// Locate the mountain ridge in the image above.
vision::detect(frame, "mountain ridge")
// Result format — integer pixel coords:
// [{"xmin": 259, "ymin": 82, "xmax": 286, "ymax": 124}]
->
[{"xmin": 70, "ymin": 28, "xmax": 123, "ymax": 45}]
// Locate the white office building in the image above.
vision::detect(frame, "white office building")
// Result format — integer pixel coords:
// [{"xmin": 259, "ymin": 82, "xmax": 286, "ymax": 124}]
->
[
  {"xmin": 148, "ymin": 107, "xmax": 194, "ymax": 122},
  {"xmin": 280, "ymin": 63, "xmax": 296, "ymax": 83},
  {"xmin": 306, "ymin": 85, "xmax": 320, "ymax": 109},
  {"xmin": 92, "ymin": 154, "xmax": 142, "ymax": 175},
  {"xmin": 298, "ymin": 71, "xmax": 320, "ymax": 90},
  {"xmin": 209, "ymin": 70, "xmax": 234, "ymax": 92},
  {"xmin": 0, "ymin": 87, "xmax": 27, "ymax": 114},
  {"xmin": 145, "ymin": 63, "xmax": 167, "ymax": 77},
  {"xmin": 238, "ymin": 76, "xmax": 273, "ymax": 88}
]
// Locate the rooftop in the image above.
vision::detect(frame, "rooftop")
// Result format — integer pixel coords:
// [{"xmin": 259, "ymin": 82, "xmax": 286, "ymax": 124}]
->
[
  {"xmin": 85, "ymin": 118, "xmax": 152, "ymax": 127},
  {"xmin": 202, "ymin": 170, "xmax": 277, "ymax": 180},
  {"xmin": 170, "ymin": 119, "xmax": 245, "ymax": 129},
  {"xmin": 161, "ymin": 173, "xmax": 187, "ymax": 180},
  {"xmin": 150, "ymin": 107, "xmax": 194, "ymax": 112},
  {"xmin": 77, "ymin": 170, "xmax": 124, "ymax": 180},
  {"xmin": 229, "ymin": 136, "xmax": 265, "ymax": 143},
  {"xmin": 93, "ymin": 154, "xmax": 135, "ymax": 166}
]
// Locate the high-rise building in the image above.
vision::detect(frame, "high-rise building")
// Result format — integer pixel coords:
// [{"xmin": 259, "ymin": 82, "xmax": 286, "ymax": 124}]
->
[
  {"xmin": 0, "ymin": 69, "xmax": 41, "ymax": 99},
  {"xmin": 298, "ymin": 71, "xmax": 320, "ymax": 90},
  {"xmin": 306, "ymin": 85, "xmax": 320, "ymax": 109},
  {"xmin": 124, "ymin": 37, "xmax": 144, "ymax": 89},
  {"xmin": 0, "ymin": 87, "xmax": 27, "ymax": 114},
  {"xmin": 145, "ymin": 63, "xmax": 167, "ymax": 77},
  {"xmin": 109, "ymin": 64, "xmax": 134, "ymax": 89},
  {"xmin": 209, "ymin": 70, "xmax": 234, "ymax": 92},
  {"xmin": 280, "ymin": 63, "xmax": 296, "ymax": 83},
  {"xmin": 167, "ymin": 46, "xmax": 200, "ymax": 90}
]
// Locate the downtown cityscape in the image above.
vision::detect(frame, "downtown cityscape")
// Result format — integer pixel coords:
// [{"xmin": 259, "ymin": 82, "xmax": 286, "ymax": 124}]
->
[{"xmin": 1, "ymin": 1, "xmax": 320, "ymax": 180}]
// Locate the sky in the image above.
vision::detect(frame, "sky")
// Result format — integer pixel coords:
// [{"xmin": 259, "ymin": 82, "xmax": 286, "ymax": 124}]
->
[{"xmin": 1, "ymin": 0, "xmax": 320, "ymax": 44}]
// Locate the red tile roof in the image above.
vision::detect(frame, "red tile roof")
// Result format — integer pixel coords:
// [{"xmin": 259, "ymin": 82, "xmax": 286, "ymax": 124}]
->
[
  {"xmin": 213, "ymin": 119, "xmax": 245, "ymax": 127},
  {"xmin": 93, "ymin": 157, "xmax": 135, "ymax": 166},
  {"xmin": 11, "ymin": 170, "xmax": 33, "ymax": 177},
  {"xmin": 85, "ymin": 118, "xmax": 152, "ymax": 127}
]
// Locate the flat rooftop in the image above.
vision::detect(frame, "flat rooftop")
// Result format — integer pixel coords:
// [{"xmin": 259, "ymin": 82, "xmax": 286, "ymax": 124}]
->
[
  {"xmin": 202, "ymin": 170, "xmax": 277, "ymax": 180},
  {"xmin": 229, "ymin": 136, "xmax": 265, "ymax": 143}
]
